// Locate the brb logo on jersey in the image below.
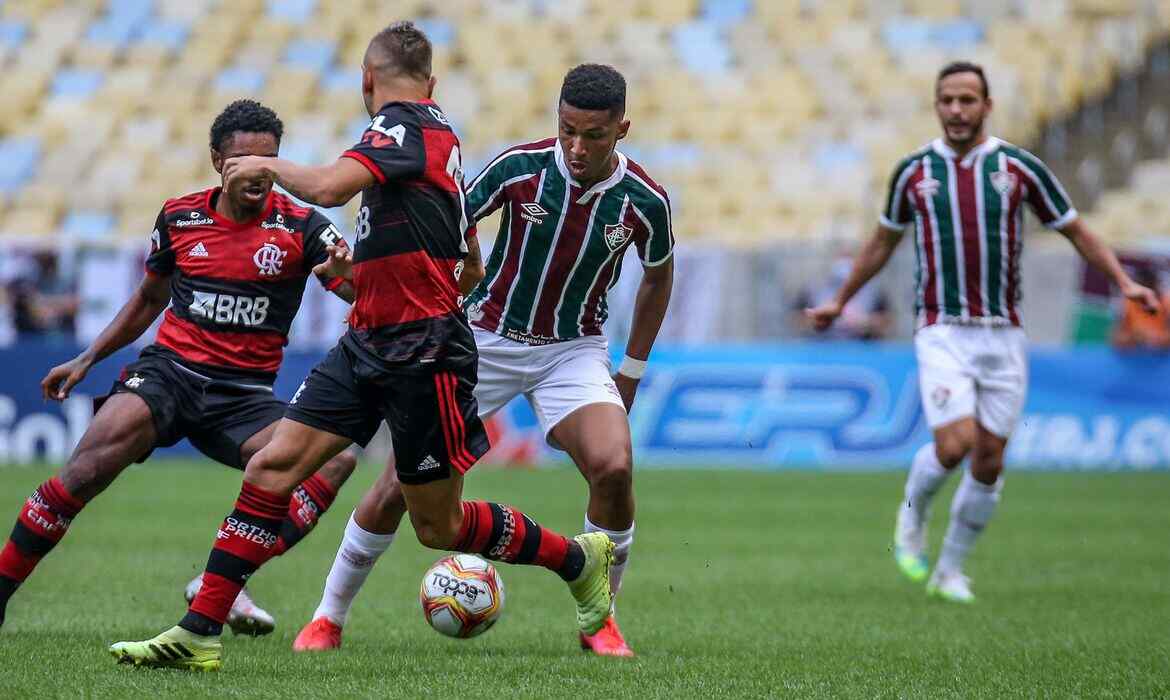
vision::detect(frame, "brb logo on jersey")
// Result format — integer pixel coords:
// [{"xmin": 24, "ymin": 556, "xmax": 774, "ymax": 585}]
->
[
  {"xmin": 190, "ymin": 290, "xmax": 270, "ymax": 326},
  {"xmin": 253, "ymin": 242, "xmax": 287, "ymax": 276}
]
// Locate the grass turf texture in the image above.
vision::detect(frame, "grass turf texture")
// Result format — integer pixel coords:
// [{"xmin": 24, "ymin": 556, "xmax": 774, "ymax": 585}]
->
[{"xmin": 0, "ymin": 462, "xmax": 1166, "ymax": 699}]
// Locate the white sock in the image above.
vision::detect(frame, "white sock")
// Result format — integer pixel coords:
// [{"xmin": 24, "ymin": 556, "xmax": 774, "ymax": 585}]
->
[
  {"xmin": 937, "ymin": 472, "xmax": 1002, "ymax": 574},
  {"xmin": 312, "ymin": 512, "xmax": 397, "ymax": 626},
  {"xmin": 903, "ymin": 442, "xmax": 954, "ymax": 524},
  {"xmin": 584, "ymin": 516, "xmax": 634, "ymax": 611}
]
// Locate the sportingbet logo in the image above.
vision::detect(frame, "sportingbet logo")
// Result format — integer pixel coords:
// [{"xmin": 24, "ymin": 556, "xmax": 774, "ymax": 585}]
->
[
  {"xmin": 175, "ymin": 211, "xmax": 214, "ymax": 227},
  {"xmin": 429, "ymin": 572, "xmax": 483, "ymax": 604},
  {"xmin": 219, "ymin": 517, "xmax": 279, "ymax": 549},
  {"xmin": 189, "ymin": 291, "xmax": 270, "ymax": 326}
]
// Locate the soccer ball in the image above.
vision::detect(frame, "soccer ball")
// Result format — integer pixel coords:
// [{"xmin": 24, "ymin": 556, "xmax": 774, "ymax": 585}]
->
[{"xmin": 419, "ymin": 554, "xmax": 505, "ymax": 638}]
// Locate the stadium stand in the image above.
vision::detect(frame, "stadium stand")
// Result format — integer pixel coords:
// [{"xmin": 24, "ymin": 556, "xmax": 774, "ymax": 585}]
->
[{"xmin": 0, "ymin": 0, "xmax": 1168, "ymax": 245}]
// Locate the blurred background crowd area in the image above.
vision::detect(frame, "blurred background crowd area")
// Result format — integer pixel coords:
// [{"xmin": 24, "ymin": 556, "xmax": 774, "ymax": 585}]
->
[{"xmin": 0, "ymin": 0, "xmax": 1169, "ymax": 348}]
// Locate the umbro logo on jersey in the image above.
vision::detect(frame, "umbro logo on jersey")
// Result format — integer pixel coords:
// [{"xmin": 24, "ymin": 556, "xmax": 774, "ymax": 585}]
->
[
  {"xmin": 188, "ymin": 241, "xmax": 209, "ymax": 258},
  {"xmin": 520, "ymin": 202, "xmax": 548, "ymax": 225},
  {"xmin": 418, "ymin": 455, "xmax": 441, "ymax": 472},
  {"xmin": 915, "ymin": 178, "xmax": 941, "ymax": 198},
  {"xmin": 990, "ymin": 171, "xmax": 1019, "ymax": 197},
  {"xmin": 603, "ymin": 223, "xmax": 633, "ymax": 251}
]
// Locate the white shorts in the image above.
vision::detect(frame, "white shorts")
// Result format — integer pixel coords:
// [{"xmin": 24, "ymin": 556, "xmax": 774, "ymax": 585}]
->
[
  {"xmin": 914, "ymin": 323, "xmax": 1028, "ymax": 438},
  {"xmin": 472, "ymin": 327, "xmax": 624, "ymax": 447}
]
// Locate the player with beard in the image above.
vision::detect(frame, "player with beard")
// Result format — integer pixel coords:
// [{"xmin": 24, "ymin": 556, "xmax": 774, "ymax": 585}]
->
[
  {"xmin": 807, "ymin": 62, "xmax": 1157, "ymax": 602},
  {"xmin": 292, "ymin": 63, "xmax": 672, "ymax": 658},
  {"xmin": 0, "ymin": 100, "xmax": 358, "ymax": 634},
  {"xmin": 109, "ymin": 23, "xmax": 614, "ymax": 671}
]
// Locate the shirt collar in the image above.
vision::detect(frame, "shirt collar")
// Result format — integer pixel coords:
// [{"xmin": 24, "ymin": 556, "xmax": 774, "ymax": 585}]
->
[
  {"xmin": 931, "ymin": 136, "xmax": 1000, "ymax": 168},
  {"xmin": 554, "ymin": 140, "xmax": 628, "ymax": 204}
]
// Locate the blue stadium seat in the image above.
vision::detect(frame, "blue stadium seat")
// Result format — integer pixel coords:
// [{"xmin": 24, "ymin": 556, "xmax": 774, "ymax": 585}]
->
[
  {"xmin": 415, "ymin": 18, "xmax": 455, "ymax": 47},
  {"xmin": 267, "ymin": 0, "xmax": 316, "ymax": 25},
  {"xmin": 0, "ymin": 137, "xmax": 41, "ymax": 195},
  {"xmin": 322, "ymin": 67, "xmax": 358, "ymax": 93},
  {"xmin": 701, "ymin": 0, "xmax": 751, "ymax": 27},
  {"xmin": 0, "ymin": 21, "xmax": 27, "ymax": 49},
  {"xmin": 61, "ymin": 210, "xmax": 116, "ymax": 239},
  {"xmin": 50, "ymin": 70, "xmax": 104, "ymax": 99},
  {"xmin": 882, "ymin": 18, "xmax": 984, "ymax": 52},
  {"xmin": 214, "ymin": 67, "xmax": 267, "ymax": 93},
  {"xmin": 283, "ymin": 38, "xmax": 335, "ymax": 73},
  {"xmin": 135, "ymin": 20, "xmax": 190, "ymax": 51},
  {"xmin": 673, "ymin": 21, "xmax": 732, "ymax": 75}
]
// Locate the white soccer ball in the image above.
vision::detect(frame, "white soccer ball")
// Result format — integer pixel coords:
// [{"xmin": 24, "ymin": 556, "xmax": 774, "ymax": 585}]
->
[{"xmin": 419, "ymin": 554, "xmax": 505, "ymax": 638}]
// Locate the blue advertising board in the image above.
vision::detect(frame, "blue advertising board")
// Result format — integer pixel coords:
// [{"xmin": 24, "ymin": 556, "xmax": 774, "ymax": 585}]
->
[{"xmin": 1, "ymin": 341, "xmax": 1167, "ymax": 470}]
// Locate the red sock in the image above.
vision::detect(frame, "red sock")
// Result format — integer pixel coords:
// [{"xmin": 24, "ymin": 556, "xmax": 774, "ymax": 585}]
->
[
  {"xmin": 0, "ymin": 477, "xmax": 85, "ymax": 584},
  {"xmin": 452, "ymin": 501, "xmax": 583, "ymax": 580},
  {"xmin": 274, "ymin": 473, "xmax": 337, "ymax": 555},
  {"xmin": 181, "ymin": 482, "xmax": 288, "ymax": 635}
]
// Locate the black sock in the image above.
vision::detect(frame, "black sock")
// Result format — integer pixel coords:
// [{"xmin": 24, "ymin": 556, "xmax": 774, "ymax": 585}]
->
[
  {"xmin": 558, "ymin": 542, "xmax": 586, "ymax": 582},
  {"xmin": 0, "ymin": 575, "xmax": 16, "ymax": 626},
  {"xmin": 178, "ymin": 610, "xmax": 223, "ymax": 637}
]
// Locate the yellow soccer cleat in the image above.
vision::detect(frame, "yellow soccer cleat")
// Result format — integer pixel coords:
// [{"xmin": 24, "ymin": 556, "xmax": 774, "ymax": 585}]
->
[
  {"xmin": 109, "ymin": 625, "xmax": 222, "ymax": 671},
  {"xmin": 567, "ymin": 532, "xmax": 614, "ymax": 636}
]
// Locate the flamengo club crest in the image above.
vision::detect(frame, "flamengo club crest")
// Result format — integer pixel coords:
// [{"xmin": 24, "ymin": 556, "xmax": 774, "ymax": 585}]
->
[
  {"xmin": 989, "ymin": 170, "xmax": 1019, "ymax": 197},
  {"xmin": 253, "ymin": 242, "xmax": 287, "ymax": 276},
  {"xmin": 604, "ymin": 222, "xmax": 633, "ymax": 251}
]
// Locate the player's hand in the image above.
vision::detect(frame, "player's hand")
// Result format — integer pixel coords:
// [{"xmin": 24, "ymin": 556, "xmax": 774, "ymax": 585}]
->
[
  {"xmin": 41, "ymin": 356, "xmax": 92, "ymax": 402},
  {"xmin": 613, "ymin": 373, "xmax": 639, "ymax": 413},
  {"xmin": 313, "ymin": 245, "xmax": 353, "ymax": 281},
  {"xmin": 1121, "ymin": 281, "xmax": 1160, "ymax": 314},
  {"xmin": 223, "ymin": 155, "xmax": 276, "ymax": 191},
  {"xmin": 804, "ymin": 301, "xmax": 843, "ymax": 331}
]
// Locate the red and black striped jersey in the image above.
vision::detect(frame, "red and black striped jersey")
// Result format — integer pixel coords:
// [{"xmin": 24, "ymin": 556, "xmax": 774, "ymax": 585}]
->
[
  {"xmin": 340, "ymin": 99, "xmax": 477, "ymax": 365},
  {"xmin": 145, "ymin": 187, "xmax": 347, "ymax": 379}
]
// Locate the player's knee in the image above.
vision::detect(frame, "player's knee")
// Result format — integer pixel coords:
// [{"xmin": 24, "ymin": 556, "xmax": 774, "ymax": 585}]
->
[
  {"xmin": 935, "ymin": 432, "xmax": 973, "ymax": 468},
  {"xmin": 587, "ymin": 447, "xmax": 633, "ymax": 497}
]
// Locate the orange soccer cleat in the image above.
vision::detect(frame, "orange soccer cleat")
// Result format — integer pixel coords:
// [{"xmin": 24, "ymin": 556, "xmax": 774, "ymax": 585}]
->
[
  {"xmin": 579, "ymin": 616, "xmax": 635, "ymax": 657},
  {"xmin": 292, "ymin": 617, "xmax": 343, "ymax": 652}
]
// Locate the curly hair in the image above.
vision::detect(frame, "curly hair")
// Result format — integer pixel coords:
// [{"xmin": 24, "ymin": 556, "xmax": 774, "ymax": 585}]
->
[
  {"xmin": 209, "ymin": 99, "xmax": 283, "ymax": 152},
  {"xmin": 560, "ymin": 64, "xmax": 626, "ymax": 114}
]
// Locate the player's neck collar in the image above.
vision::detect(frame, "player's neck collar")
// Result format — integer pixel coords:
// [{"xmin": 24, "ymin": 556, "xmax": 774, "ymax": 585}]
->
[
  {"xmin": 931, "ymin": 136, "xmax": 1000, "ymax": 168},
  {"xmin": 554, "ymin": 141, "xmax": 628, "ymax": 204}
]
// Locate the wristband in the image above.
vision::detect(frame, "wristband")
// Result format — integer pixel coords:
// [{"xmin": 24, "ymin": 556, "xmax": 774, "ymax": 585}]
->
[{"xmin": 618, "ymin": 355, "xmax": 647, "ymax": 379}]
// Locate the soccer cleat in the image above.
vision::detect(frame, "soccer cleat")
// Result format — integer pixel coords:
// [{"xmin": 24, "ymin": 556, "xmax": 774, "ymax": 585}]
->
[
  {"xmin": 293, "ymin": 617, "xmax": 343, "ymax": 652},
  {"xmin": 927, "ymin": 569, "xmax": 975, "ymax": 604},
  {"xmin": 109, "ymin": 625, "xmax": 222, "ymax": 671},
  {"xmin": 567, "ymin": 532, "xmax": 614, "ymax": 636},
  {"xmin": 185, "ymin": 575, "xmax": 275, "ymax": 636},
  {"xmin": 893, "ymin": 503, "xmax": 930, "ymax": 583},
  {"xmin": 580, "ymin": 616, "xmax": 635, "ymax": 657}
]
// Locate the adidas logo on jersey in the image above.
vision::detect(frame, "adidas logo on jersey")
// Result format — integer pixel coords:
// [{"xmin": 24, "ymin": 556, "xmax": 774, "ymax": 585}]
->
[
  {"xmin": 188, "ymin": 241, "xmax": 209, "ymax": 258},
  {"xmin": 520, "ymin": 202, "xmax": 548, "ymax": 225},
  {"xmin": 418, "ymin": 455, "xmax": 441, "ymax": 472}
]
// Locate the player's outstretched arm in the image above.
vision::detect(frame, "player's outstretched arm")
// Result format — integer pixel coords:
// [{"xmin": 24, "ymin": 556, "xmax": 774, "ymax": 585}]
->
[
  {"xmin": 41, "ymin": 272, "xmax": 171, "ymax": 401},
  {"xmin": 458, "ymin": 235, "xmax": 486, "ymax": 296},
  {"xmin": 1059, "ymin": 218, "xmax": 1159, "ymax": 313},
  {"xmin": 223, "ymin": 156, "xmax": 375, "ymax": 209},
  {"xmin": 806, "ymin": 224, "xmax": 903, "ymax": 331},
  {"xmin": 614, "ymin": 258, "xmax": 674, "ymax": 412}
]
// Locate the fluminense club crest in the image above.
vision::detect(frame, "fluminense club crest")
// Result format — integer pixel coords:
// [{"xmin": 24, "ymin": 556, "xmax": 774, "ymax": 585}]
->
[
  {"xmin": 253, "ymin": 242, "xmax": 287, "ymax": 276},
  {"xmin": 989, "ymin": 170, "xmax": 1019, "ymax": 197},
  {"xmin": 603, "ymin": 222, "xmax": 633, "ymax": 251}
]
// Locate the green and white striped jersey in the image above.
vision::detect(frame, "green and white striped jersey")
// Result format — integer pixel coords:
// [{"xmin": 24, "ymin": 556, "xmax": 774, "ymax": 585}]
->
[
  {"xmin": 464, "ymin": 138, "xmax": 673, "ymax": 344},
  {"xmin": 881, "ymin": 137, "xmax": 1077, "ymax": 327}
]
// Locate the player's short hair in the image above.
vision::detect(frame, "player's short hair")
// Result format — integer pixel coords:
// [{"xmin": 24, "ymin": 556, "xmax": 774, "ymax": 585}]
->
[
  {"xmin": 560, "ymin": 64, "xmax": 626, "ymax": 115},
  {"xmin": 366, "ymin": 21, "xmax": 432, "ymax": 80},
  {"xmin": 936, "ymin": 61, "xmax": 989, "ymax": 99},
  {"xmin": 209, "ymin": 99, "xmax": 283, "ymax": 152}
]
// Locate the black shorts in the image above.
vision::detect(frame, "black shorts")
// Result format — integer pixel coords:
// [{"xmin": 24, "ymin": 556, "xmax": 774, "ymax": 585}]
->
[
  {"xmin": 98, "ymin": 347, "xmax": 285, "ymax": 469},
  {"xmin": 285, "ymin": 336, "xmax": 489, "ymax": 485}
]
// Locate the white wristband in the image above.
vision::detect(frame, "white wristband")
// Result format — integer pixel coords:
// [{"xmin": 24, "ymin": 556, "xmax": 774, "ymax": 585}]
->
[{"xmin": 618, "ymin": 355, "xmax": 647, "ymax": 379}]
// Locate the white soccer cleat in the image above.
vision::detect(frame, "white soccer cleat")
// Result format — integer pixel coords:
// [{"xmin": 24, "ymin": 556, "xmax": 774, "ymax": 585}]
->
[
  {"xmin": 926, "ymin": 568, "xmax": 975, "ymax": 604},
  {"xmin": 893, "ymin": 502, "xmax": 930, "ymax": 582},
  {"xmin": 184, "ymin": 575, "xmax": 276, "ymax": 636}
]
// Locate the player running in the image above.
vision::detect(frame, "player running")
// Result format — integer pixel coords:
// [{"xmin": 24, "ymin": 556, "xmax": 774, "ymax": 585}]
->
[
  {"xmin": 0, "ymin": 100, "xmax": 358, "ymax": 634},
  {"xmin": 807, "ymin": 61, "xmax": 1158, "ymax": 603},
  {"xmin": 109, "ymin": 22, "xmax": 614, "ymax": 672},
  {"xmin": 292, "ymin": 63, "xmax": 673, "ymax": 658}
]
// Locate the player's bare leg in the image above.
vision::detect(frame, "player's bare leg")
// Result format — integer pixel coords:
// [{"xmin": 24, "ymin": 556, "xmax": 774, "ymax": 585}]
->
[
  {"xmin": 0, "ymin": 393, "xmax": 155, "ymax": 629},
  {"xmin": 928, "ymin": 423, "xmax": 1006, "ymax": 603},
  {"xmin": 110, "ymin": 419, "xmax": 351, "ymax": 669},
  {"xmin": 184, "ymin": 422, "xmax": 359, "ymax": 637},
  {"xmin": 895, "ymin": 418, "xmax": 973, "ymax": 582},
  {"xmin": 552, "ymin": 402, "xmax": 637, "ymax": 657}
]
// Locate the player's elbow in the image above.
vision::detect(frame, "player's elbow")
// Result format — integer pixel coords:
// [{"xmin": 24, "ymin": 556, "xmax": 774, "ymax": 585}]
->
[{"xmin": 312, "ymin": 185, "xmax": 352, "ymax": 209}]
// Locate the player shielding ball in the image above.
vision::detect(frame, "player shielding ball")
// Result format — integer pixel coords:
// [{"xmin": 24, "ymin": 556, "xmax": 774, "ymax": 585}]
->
[
  {"xmin": 0, "ymin": 100, "xmax": 358, "ymax": 633},
  {"xmin": 109, "ymin": 22, "xmax": 614, "ymax": 671},
  {"xmin": 807, "ymin": 62, "xmax": 1158, "ymax": 603},
  {"xmin": 292, "ymin": 63, "xmax": 673, "ymax": 657}
]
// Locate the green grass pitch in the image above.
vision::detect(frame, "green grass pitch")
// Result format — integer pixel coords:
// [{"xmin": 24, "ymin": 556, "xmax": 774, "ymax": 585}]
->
[{"xmin": 0, "ymin": 461, "xmax": 1166, "ymax": 698}]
